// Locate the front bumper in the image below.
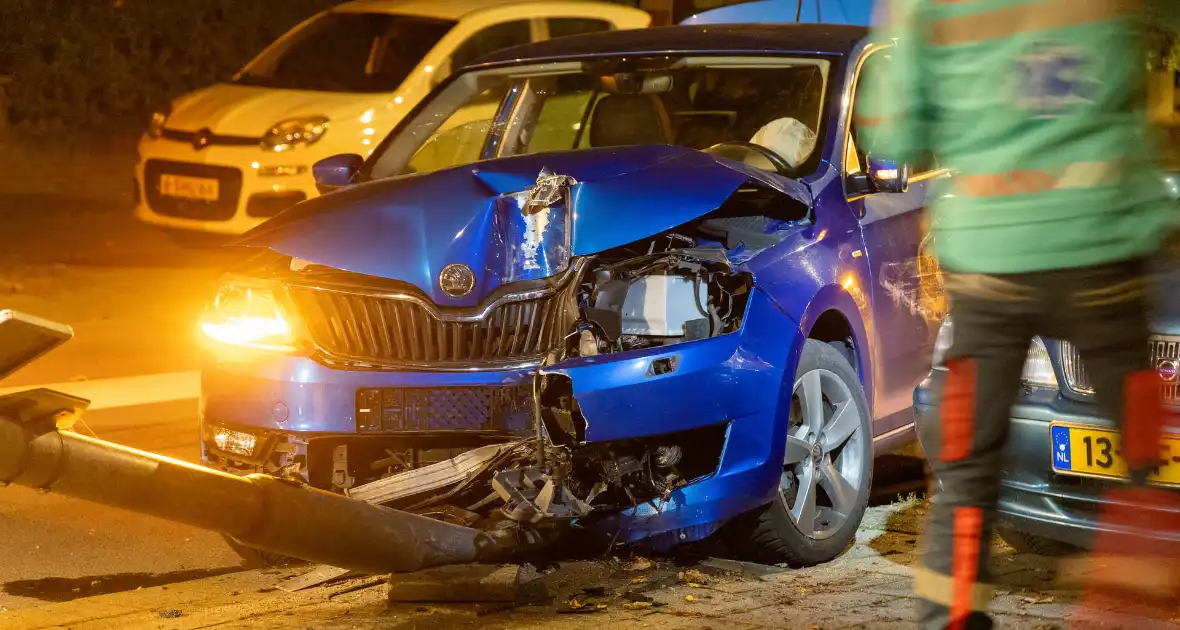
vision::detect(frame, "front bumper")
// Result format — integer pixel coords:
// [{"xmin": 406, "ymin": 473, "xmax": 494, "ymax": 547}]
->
[
  {"xmin": 200, "ymin": 288, "xmax": 801, "ymax": 546},
  {"xmin": 134, "ymin": 135, "xmax": 320, "ymax": 235},
  {"xmin": 915, "ymin": 370, "xmax": 1180, "ymax": 548}
]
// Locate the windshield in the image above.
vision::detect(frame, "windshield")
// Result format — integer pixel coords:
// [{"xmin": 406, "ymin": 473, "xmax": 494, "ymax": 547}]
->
[
  {"xmin": 365, "ymin": 56, "xmax": 833, "ymax": 180},
  {"xmin": 237, "ymin": 13, "xmax": 455, "ymax": 93}
]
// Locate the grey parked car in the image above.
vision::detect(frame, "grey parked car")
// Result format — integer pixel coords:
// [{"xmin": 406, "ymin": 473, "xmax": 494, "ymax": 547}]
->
[{"xmin": 913, "ymin": 172, "xmax": 1180, "ymax": 554}]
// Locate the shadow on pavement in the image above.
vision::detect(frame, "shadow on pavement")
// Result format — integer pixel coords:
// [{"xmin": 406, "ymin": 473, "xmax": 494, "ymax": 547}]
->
[
  {"xmin": 869, "ymin": 454, "xmax": 928, "ymax": 507},
  {"xmin": 1, "ymin": 566, "xmax": 245, "ymax": 603}
]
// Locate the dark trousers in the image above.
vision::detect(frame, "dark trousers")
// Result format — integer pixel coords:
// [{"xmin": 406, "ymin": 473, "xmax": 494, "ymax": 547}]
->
[{"xmin": 915, "ymin": 258, "xmax": 1165, "ymax": 630}]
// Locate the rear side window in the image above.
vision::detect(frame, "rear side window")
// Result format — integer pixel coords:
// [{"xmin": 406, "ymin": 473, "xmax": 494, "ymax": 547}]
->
[
  {"xmin": 548, "ymin": 18, "xmax": 613, "ymax": 39},
  {"xmin": 451, "ymin": 21, "xmax": 531, "ymax": 70}
]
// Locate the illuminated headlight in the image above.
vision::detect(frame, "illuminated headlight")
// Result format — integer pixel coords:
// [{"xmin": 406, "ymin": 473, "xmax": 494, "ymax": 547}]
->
[
  {"xmin": 262, "ymin": 116, "xmax": 329, "ymax": 152},
  {"xmin": 1022, "ymin": 337, "xmax": 1058, "ymax": 389},
  {"xmin": 211, "ymin": 426, "xmax": 258, "ymax": 457},
  {"xmin": 200, "ymin": 280, "xmax": 296, "ymax": 352}
]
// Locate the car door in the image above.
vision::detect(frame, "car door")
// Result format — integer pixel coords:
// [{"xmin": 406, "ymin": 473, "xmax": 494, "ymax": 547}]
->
[{"xmin": 843, "ymin": 46, "xmax": 949, "ymax": 432}]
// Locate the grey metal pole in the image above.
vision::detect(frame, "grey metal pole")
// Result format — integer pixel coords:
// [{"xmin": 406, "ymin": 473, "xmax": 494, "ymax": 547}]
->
[{"xmin": 0, "ymin": 416, "xmax": 495, "ymax": 574}]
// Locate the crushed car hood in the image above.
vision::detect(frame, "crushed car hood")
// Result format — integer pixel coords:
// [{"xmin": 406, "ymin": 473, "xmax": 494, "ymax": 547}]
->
[{"xmin": 239, "ymin": 145, "xmax": 811, "ymax": 306}]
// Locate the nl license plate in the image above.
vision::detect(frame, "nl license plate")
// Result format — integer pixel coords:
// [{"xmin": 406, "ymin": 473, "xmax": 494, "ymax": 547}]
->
[
  {"xmin": 159, "ymin": 174, "xmax": 219, "ymax": 201},
  {"xmin": 1050, "ymin": 423, "xmax": 1180, "ymax": 487}
]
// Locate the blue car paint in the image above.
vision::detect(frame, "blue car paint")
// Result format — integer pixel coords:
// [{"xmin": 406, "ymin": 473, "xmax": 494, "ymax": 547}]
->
[
  {"xmin": 240, "ymin": 146, "xmax": 809, "ymax": 308},
  {"xmin": 681, "ymin": 0, "xmax": 875, "ymax": 27},
  {"xmin": 207, "ymin": 25, "xmax": 939, "ymax": 547}
]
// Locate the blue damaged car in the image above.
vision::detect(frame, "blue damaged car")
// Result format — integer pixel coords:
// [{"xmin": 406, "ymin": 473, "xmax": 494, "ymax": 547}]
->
[{"xmin": 198, "ymin": 23, "xmax": 950, "ymax": 567}]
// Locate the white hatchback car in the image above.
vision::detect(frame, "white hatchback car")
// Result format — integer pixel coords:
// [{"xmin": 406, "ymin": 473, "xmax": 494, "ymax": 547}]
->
[{"xmin": 134, "ymin": 0, "xmax": 650, "ymax": 238}]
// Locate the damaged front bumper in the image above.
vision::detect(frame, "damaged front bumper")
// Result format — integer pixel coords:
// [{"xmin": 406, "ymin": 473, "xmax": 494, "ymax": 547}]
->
[{"xmin": 201, "ymin": 286, "xmax": 797, "ymax": 548}]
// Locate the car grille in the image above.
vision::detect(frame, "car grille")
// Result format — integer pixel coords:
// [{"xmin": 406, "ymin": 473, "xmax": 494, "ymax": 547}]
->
[
  {"xmin": 160, "ymin": 128, "xmax": 260, "ymax": 148},
  {"xmin": 1062, "ymin": 335, "xmax": 1180, "ymax": 404},
  {"xmin": 1155, "ymin": 336, "xmax": 1180, "ymax": 404},
  {"xmin": 286, "ymin": 284, "xmax": 577, "ymax": 368},
  {"xmin": 144, "ymin": 159, "xmax": 242, "ymax": 220},
  {"xmin": 355, "ymin": 386, "xmax": 533, "ymax": 434}
]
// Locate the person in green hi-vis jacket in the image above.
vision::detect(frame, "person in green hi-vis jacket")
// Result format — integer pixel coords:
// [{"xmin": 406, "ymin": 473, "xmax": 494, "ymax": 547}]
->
[{"xmin": 859, "ymin": 1, "xmax": 1180, "ymax": 628}]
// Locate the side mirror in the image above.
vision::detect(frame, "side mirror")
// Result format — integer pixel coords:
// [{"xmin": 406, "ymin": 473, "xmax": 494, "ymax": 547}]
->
[
  {"xmin": 312, "ymin": 154, "xmax": 364, "ymax": 194},
  {"xmin": 867, "ymin": 156, "xmax": 909, "ymax": 194}
]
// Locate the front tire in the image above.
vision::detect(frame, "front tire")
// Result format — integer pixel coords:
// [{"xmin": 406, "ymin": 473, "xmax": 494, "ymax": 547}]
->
[{"xmin": 731, "ymin": 339, "xmax": 873, "ymax": 567}]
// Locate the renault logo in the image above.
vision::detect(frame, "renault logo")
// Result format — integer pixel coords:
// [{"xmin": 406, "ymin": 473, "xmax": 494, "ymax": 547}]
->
[
  {"xmin": 439, "ymin": 263, "xmax": 475, "ymax": 298},
  {"xmin": 192, "ymin": 128, "xmax": 213, "ymax": 150}
]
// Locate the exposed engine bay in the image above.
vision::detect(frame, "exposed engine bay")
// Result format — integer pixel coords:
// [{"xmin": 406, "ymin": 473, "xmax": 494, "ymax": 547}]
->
[{"xmin": 202, "ymin": 179, "xmax": 807, "ymax": 556}]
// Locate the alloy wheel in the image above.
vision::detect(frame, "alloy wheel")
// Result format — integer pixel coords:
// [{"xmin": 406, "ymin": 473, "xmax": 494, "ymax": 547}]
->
[{"xmin": 780, "ymin": 368, "xmax": 867, "ymax": 540}]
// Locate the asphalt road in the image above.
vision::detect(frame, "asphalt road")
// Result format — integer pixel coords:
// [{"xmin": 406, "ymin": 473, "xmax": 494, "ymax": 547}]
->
[
  {"xmin": 0, "ymin": 400, "xmax": 244, "ymax": 611},
  {"xmin": 0, "ymin": 220, "xmax": 251, "ymax": 612}
]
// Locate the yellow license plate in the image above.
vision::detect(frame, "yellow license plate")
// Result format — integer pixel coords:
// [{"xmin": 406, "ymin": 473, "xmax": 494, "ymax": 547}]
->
[
  {"xmin": 1050, "ymin": 423, "xmax": 1180, "ymax": 486},
  {"xmin": 159, "ymin": 174, "xmax": 219, "ymax": 202}
]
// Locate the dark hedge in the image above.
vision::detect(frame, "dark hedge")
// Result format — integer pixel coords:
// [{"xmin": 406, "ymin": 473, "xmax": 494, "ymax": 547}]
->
[
  {"xmin": 0, "ymin": 1, "xmax": 1173, "ymax": 133},
  {"xmin": 0, "ymin": 0, "xmax": 340, "ymax": 132}
]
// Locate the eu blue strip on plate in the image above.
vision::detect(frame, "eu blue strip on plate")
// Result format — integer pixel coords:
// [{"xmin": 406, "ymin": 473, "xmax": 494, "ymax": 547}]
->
[{"xmin": 1051, "ymin": 425, "xmax": 1073, "ymax": 470}]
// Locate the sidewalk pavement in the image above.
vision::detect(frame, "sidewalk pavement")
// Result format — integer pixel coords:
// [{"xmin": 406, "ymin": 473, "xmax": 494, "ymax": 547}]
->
[{"xmin": 6, "ymin": 498, "xmax": 1173, "ymax": 630}]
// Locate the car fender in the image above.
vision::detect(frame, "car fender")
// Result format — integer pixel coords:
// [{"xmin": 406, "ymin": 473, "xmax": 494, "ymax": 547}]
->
[{"xmin": 743, "ymin": 226, "xmax": 874, "ymax": 413}]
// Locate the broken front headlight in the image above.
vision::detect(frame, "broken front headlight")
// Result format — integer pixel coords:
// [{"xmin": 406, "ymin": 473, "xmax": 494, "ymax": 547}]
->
[{"xmin": 200, "ymin": 279, "xmax": 297, "ymax": 352}]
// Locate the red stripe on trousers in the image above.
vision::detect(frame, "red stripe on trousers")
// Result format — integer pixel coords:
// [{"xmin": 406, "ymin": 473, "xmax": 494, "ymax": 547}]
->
[
  {"xmin": 951, "ymin": 507, "xmax": 984, "ymax": 630},
  {"xmin": 1124, "ymin": 369, "xmax": 1164, "ymax": 469},
  {"xmin": 940, "ymin": 359, "xmax": 976, "ymax": 462}
]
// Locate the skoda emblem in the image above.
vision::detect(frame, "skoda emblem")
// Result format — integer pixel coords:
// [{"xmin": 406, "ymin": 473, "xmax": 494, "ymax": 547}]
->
[
  {"xmin": 192, "ymin": 128, "xmax": 213, "ymax": 151},
  {"xmin": 439, "ymin": 263, "xmax": 475, "ymax": 298},
  {"xmin": 1159, "ymin": 359, "xmax": 1179, "ymax": 383}
]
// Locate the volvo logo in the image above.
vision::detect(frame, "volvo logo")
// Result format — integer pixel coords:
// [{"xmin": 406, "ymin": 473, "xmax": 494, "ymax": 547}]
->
[
  {"xmin": 1159, "ymin": 359, "xmax": 1179, "ymax": 383},
  {"xmin": 439, "ymin": 263, "xmax": 475, "ymax": 298},
  {"xmin": 192, "ymin": 128, "xmax": 213, "ymax": 150}
]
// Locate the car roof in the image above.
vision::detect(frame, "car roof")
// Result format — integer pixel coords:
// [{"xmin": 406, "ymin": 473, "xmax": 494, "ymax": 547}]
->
[
  {"xmin": 473, "ymin": 23, "xmax": 870, "ymax": 66},
  {"xmin": 334, "ymin": 0, "xmax": 539, "ymax": 21}
]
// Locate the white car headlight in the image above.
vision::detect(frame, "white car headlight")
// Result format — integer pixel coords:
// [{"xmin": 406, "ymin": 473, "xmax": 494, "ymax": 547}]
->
[
  {"xmin": 262, "ymin": 116, "xmax": 330, "ymax": 152},
  {"xmin": 931, "ymin": 317, "xmax": 1057, "ymax": 388},
  {"xmin": 200, "ymin": 280, "xmax": 296, "ymax": 352},
  {"xmin": 1022, "ymin": 336, "xmax": 1058, "ymax": 389}
]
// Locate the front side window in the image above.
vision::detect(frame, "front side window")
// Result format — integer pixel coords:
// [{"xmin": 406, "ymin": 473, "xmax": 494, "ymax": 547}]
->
[
  {"xmin": 367, "ymin": 55, "xmax": 834, "ymax": 180},
  {"xmin": 848, "ymin": 49, "xmax": 937, "ymax": 176},
  {"xmin": 451, "ymin": 21, "xmax": 532, "ymax": 71},
  {"xmin": 237, "ymin": 13, "xmax": 456, "ymax": 93}
]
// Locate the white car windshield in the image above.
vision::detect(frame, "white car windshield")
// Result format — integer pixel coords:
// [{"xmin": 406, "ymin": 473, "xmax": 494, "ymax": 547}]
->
[
  {"xmin": 237, "ymin": 12, "xmax": 456, "ymax": 93},
  {"xmin": 365, "ymin": 56, "xmax": 833, "ymax": 180}
]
